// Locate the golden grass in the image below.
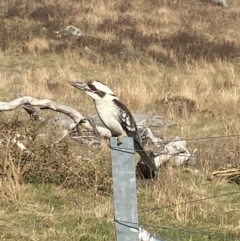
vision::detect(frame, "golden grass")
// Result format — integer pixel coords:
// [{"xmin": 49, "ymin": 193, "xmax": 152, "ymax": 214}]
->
[{"xmin": 1, "ymin": 0, "xmax": 240, "ymax": 240}]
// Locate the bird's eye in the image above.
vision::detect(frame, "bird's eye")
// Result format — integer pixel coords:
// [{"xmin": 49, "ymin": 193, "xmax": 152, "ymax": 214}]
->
[{"xmin": 88, "ymin": 84, "xmax": 97, "ymax": 92}]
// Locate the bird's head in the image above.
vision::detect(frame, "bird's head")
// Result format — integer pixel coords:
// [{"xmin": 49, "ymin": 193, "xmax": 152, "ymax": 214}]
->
[{"xmin": 69, "ymin": 80, "xmax": 117, "ymax": 101}]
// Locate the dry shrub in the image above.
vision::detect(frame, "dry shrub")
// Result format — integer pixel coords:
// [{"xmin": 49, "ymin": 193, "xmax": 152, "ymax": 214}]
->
[
  {"xmin": 22, "ymin": 141, "xmax": 112, "ymax": 193},
  {"xmin": 27, "ymin": 37, "xmax": 50, "ymax": 54},
  {"xmin": 1, "ymin": 0, "xmax": 240, "ymax": 66},
  {"xmin": 161, "ymin": 31, "xmax": 240, "ymax": 63},
  {"xmin": 0, "ymin": 1, "xmax": 77, "ymax": 51},
  {"xmin": 113, "ymin": 0, "xmax": 132, "ymax": 13},
  {"xmin": 0, "ymin": 118, "xmax": 112, "ymax": 196},
  {"xmin": 0, "ymin": 142, "xmax": 23, "ymax": 201},
  {"xmin": 156, "ymin": 95, "xmax": 197, "ymax": 118}
]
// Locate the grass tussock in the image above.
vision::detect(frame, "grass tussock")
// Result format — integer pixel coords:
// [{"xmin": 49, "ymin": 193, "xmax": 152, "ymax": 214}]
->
[
  {"xmin": 1, "ymin": 0, "xmax": 240, "ymax": 240},
  {"xmin": 0, "ymin": 118, "xmax": 112, "ymax": 192}
]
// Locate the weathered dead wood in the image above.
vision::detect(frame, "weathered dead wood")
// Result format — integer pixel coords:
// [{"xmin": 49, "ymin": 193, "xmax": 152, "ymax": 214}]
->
[
  {"xmin": 14, "ymin": 94, "xmax": 45, "ymax": 122},
  {"xmin": 0, "ymin": 96, "xmax": 194, "ymax": 178},
  {"xmin": 136, "ymin": 134, "xmax": 193, "ymax": 179},
  {"xmin": 0, "ymin": 96, "xmax": 111, "ymax": 138},
  {"xmin": 153, "ymin": 136, "xmax": 192, "ymax": 168},
  {"xmin": 208, "ymin": 168, "xmax": 240, "ymax": 184},
  {"xmin": 139, "ymin": 129, "xmax": 192, "ymax": 168}
]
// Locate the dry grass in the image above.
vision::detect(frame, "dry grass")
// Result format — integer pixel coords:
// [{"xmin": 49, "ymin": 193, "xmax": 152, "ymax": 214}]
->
[{"xmin": 1, "ymin": 0, "xmax": 240, "ymax": 240}]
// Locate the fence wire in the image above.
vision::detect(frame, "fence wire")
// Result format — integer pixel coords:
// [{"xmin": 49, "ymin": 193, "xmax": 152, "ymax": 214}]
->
[
  {"xmin": 115, "ymin": 218, "xmax": 240, "ymax": 240},
  {"xmin": 110, "ymin": 133, "xmax": 240, "ymax": 164},
  {"xmin": 139, "ymin": 190, "xmax": 240, "ymax": 213},
  {"xmin": 112, "ymin": 134, "xmax": 240, "ymax": 240}
]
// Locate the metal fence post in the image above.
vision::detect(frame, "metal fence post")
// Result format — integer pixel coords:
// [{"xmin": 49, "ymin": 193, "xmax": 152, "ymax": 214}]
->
[{"xmin": 110, "ymin": 137, "xmax": 139, "ymax": 241}]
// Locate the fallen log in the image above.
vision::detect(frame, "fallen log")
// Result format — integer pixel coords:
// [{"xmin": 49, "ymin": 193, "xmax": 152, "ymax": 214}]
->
[{"xmin": 0, "ymin": 96, "xmax": 194, "ymax": 179}]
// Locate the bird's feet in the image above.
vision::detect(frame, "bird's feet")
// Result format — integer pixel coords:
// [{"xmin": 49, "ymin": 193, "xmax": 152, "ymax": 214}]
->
[{"xmin": 117, "ymin": 134, "xmax": 126, "ymax": 145}]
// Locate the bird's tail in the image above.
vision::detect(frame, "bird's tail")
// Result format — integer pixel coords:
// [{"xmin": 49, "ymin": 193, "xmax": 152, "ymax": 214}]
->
[{"xmin": 134, "ymin": 138, "xmax": 158, "ymax": 172}]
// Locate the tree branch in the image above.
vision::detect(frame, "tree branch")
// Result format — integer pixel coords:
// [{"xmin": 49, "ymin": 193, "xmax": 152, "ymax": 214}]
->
[{"xmin": 0, "ymin": 96, "xmax": 111, "ymax": 138}]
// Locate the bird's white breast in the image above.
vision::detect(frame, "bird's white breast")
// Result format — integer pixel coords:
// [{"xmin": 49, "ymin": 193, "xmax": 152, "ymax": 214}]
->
[{"xmin": 94, "ymin": 97, "xmax": 124, "ymax": 136}]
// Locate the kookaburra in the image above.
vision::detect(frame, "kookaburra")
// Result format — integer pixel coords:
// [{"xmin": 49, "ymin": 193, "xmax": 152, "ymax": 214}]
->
[{"xmin": 70, "ymin": 80, "xmax": 158, "ymax": 172}]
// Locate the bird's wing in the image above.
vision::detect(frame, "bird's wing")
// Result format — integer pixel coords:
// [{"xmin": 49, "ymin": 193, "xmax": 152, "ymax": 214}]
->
[
  {"xmin": 113, "ymin": 99, "xmax": 138, "ymax": 134},
  {"xmin": 113, "ymin": 99, "xmax": 158, "ymax": 171}
]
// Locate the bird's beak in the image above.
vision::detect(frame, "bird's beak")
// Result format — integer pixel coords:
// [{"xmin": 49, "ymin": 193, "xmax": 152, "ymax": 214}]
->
[{"xmin": 69, "ymin": 81, "xmax": 89, "ymax": 91}]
